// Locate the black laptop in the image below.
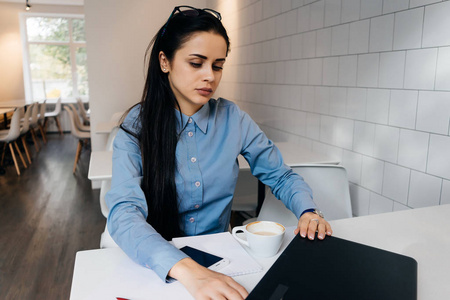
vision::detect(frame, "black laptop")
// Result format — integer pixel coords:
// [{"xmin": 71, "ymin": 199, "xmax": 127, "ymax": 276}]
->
[{"xmin": 247, "ymin": 235, "xmax": 418, "ymax": 300}]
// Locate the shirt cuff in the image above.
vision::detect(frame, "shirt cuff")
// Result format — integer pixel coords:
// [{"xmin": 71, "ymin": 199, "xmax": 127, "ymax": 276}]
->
[{"xmin": 300, "ymin": 208, "xmax": 315, "ymax": 217}]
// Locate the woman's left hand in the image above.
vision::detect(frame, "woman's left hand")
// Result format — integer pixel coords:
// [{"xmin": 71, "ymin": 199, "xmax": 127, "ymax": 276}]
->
[{"xmin": 294, "ymin": 212, "xmax": 333, "ymax": 240}]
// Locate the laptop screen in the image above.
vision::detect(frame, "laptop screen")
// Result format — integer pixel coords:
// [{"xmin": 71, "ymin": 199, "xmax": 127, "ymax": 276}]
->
[{"xmin": 247, "ymin": 235, "xmax": 417, "ymax": 300}]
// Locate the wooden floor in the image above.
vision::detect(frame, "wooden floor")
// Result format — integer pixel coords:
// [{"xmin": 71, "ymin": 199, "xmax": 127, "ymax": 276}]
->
[{"xmin": 0, "ymin": 133, "xmax": 105, "ymax": 300}]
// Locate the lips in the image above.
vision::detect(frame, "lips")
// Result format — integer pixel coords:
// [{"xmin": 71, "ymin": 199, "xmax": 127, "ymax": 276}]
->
[{"xmin": 196, "ymin": 88, "xmax": 213, "ymax": 97}]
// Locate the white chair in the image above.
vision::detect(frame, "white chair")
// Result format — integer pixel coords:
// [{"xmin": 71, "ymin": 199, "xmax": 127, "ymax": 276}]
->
[
  {"xmin": 76, "ymin": 97, "xmax": 90, "ymax": 124},
  {"xmin": 44, "ymin": 97, "xmax": 63, "ymax": 135},
  {"xmin": 29, "ymin": 103, "xmax": 41, "ymax": 152},
  {"xmin": 19, "ymin": 106, "xmax": 32, "ymax": 165},
  {"xmin": 257, "ymin": 164, "xmax": 352, "ymax": 227},
  {"xmin": 67, "ymin": 104, "xmax": 90, "ymax": 132},
  {"xmin": 37, "ymin": 100, "xmax": 47, "ymax": 144},
  {"xmin": 64, "ymin": 106, "xmax": 91, "ymax": 173},
  {"xmin": 0, "ymin": 109, "xmax": 28, "ymax": 175}
]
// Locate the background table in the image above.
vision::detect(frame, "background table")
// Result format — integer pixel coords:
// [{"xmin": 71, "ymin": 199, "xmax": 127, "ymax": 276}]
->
[{"xmin": 70, "ymin": 204, "xmax": 450, "ymax": 300}]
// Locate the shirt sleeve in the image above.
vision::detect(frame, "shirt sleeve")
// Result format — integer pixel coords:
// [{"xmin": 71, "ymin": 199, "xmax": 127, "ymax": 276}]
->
[
  {"xmin": 238, "ymin": 109, "xmax": 317, "ymax": 219},
  {"xmin": 105, "ymin": 109, "xmax": 187, "ymax": 282}
]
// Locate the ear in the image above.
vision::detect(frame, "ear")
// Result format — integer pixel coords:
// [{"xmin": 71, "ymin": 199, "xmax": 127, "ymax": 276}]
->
[{"xmin": 159, "ymin": 51, "xmax": 170, "ymax": 73}]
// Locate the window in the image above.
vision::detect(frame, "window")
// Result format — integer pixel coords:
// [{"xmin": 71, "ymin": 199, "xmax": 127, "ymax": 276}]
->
[{"xmin": 20, "ymin": 13, "xmax": 88, "ymax": 102}]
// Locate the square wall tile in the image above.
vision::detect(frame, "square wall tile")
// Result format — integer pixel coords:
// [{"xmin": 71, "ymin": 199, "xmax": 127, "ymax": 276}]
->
[
  {"xmin": 416, "ymin": 91, "xmax": 450, "ymax": 135},
  {"xmin": 315, "ymin": 86, "xmax": 330, "ymax": 114},
  {"xmin": 410, "ymin": 0, "xmax": 441, "ymax": 8},
  {"xmin": 286, "ymin": 9, "xmax": 298, "ymax": 36},
  {"xmin": 279, "ymin": 37, "xmax": 291, "ymax": 60},
  {"xmin": 281, "ymin": 0, "xmax": 292, "ymax": 13},
  {"xmin": 393, "ymin": 7, "xmax": 424, "ymax": 50},
  {"xmin": 398, "ymin": 129, "xmax": 429, "ymax": 172},
  {"xmin": 366, "ymin": 89, "xmax": 390, "ymax": 124},
  {"xmin": 349, "ymin": 183, "xmax": 370, "ymax": 216},
  {"xmin": 349, "ymin": 19, "xmax": 370, "ymax": 54},
  {"xmin": 320, "ymin": 115, "xmax": 335, "ymax": 143},
  {"xmin": 334, "ymin": 117, "xmax": 354, "ymax": 149},
  {"xmin": 408, "ymin": 171, "xmax": 442, "ymax": 208},
  {"xmin": 404, "ymin": 48, "xmax": 438, "ymax": 90},
  {"xmin": 324, "ymin": 0, "xmax": 341, "ymax": 27},
  {"xmin": 393, "ymin": 202, "xmax": 411, "ymax": 211},
  {"xmin": 323, "ymin": 57, "xmax": 339, "ymax": 86},
  {"xmin": 301, "ymin": 86, "xmax": 315, "ymax": 111},
  {"xmin": 308, "ymin": 58, "xmax": 323, "ymax": 85},
  {"xmin": 389, "ymin": 90, "xmax": 418, "ymax": 129},
  {"xmin": 360, "ymin": 0, "xmax": 383, "ymax": 19},
  {"xmin": 341, "ymin": 0, "xmax": 360, "ymax": 23},
  {"xmin": 423, "ymin": 1, "xmax": 450, "ymax": 47},
  {"xmin": 329, "ymin": 87, "xmax": 347, "ymax": 117},
  {"xmin": 357, "ymin": 53, "xmax": 379, "ymax": 87},
  {"xmin": 343, "ymin": 150, "xmax": 363, "ymax": 184},
  {"xmin": 296, "ymin": 59, "xmax": 308, "ymax": 85},
  {"xmin": 441, "ymin": 180, "xmax": 450, "ymax": 205},
  {"xmin": 427, "ymin": 134, "xmax": 450, "ymax": 180},
  {"xmin": 297, "ymin": 5, "xmax": 311, "ymax": 33},
  {"xmin": 291, "ymin": 34, "xmax": 303, "ymax": 60},
  {"xmin": 332, "ymin": 24, "xmax": 350, "ymax": 56},
  {"xmin": 373, "ymin": 124, "xmax": 400, "ymax": 163},
  {"xmin": 369, "ymin": 192, "xmax": 394, "ymax": 214},
  {"xmin": 310, "ymin": 0, "xmax": 325, "ymax": 30},
  {"xmin": 436, "ymin": 47, "xmax": 450, "ymax": 91},
  {"xmin": 306, "ymin": 113, "xmax": 321, "ymax": 139},
  {"xmin": 302, "ymin": 31, "xmax": 317, "ymax": 58},
  {"xmin": 346, "ymin": 88, "xmax": 367, "ymax": 121},
  {"xmin": 316, "ymin": 28, "xmax": 332, "ymax": 57},
  {"xmin": 285, "ymin": 61, "xmax": 297, "ymax": 85},
  {"xmin": 361, "ymin": 156, "xmax": 384, "ymax": 193},
  {"xmin": 378, "ymin": 51, "xmax": 406, "ymax": 89},
  {"xmin": 288, "ymin": 85, "xmax": 302, "ymax": 110},
  {"xmin": 338, "ymin": 55, "xmax": 358, "ymax": 86},
  {"xmin": 383, "ymin": 0, "xmax": 409, "ymax": 14},
  {"xmin": 382, "ymin": 162, "xmax": 410, "ymax": 204},
  {"xmin": 292, "ymin": 0, "xmax": 305, "ymax": 9},
  {"xmin": 353, "ymin": 121, "xmax": 375, "ymax": 156},
  {"xmin": 369, "ymin": 14, "xmax": 394, "ymax": 52}
]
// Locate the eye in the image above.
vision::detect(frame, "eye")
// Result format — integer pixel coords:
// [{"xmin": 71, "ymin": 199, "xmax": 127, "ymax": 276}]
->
[
  {"xmin": 212, "ymin": 65, "xmax": 223, "ymax": 71},
  {"xmin": 190, "ymin": 62, "xmax": 202, "ymax": 68}
]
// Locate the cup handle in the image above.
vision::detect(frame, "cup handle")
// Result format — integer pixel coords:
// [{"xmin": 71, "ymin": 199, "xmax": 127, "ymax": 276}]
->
[{"xmin": 232, "ymin": 226, "xmax": 249, "ymax": 247}]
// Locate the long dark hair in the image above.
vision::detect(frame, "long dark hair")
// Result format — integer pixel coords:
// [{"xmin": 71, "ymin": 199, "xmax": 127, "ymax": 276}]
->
[{"xmin": 122, "ymin": 8, "xmax": 230, "ymax": 240}]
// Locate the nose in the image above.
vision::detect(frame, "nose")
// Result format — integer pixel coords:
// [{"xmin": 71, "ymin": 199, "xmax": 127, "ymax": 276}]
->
[{"xmin": 202, "ymin": 66, "xmax": 215, "ymax": 82}]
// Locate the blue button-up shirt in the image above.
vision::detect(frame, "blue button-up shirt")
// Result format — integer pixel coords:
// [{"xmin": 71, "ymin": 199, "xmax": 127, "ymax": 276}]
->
[{"xmin": 106, "ymin": 98, "xmax": 316, "ymax": 281}]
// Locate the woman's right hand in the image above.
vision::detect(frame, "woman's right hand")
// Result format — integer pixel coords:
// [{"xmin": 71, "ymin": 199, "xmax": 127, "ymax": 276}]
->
[{"xmin": 169, "ymin": 257, "xmax": 248, "ymax": 300}]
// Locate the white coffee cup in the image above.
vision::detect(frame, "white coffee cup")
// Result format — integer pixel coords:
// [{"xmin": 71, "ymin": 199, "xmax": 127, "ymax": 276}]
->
[{"xmin": 232, "ymin": 221, "xmax": 285, "ymax": 257}]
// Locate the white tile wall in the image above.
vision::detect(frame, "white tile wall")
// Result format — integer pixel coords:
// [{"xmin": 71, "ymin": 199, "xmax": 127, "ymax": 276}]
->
[
  {"xmin": 382, "ymin": 162, "xmax": 410, "ymax": 204},
  {"xmin": 408, "ymin": 171, "xmax": 442, "ymax": 208},
  {"xmin": 211, "ymin": 0, "xmax": 450, "ymax": 216},
  {"xmin": 388, "ymin": 90, "xmax": 418, "ymax": 129},
  {"xmin": 427, "ymin": 134, "xmax": 450, "ymax": 180}
]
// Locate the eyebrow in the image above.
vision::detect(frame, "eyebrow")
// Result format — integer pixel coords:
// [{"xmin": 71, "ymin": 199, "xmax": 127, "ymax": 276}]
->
[{"xmin": 189, "ymin": 54, "xmax": 226, "ymax": 62}]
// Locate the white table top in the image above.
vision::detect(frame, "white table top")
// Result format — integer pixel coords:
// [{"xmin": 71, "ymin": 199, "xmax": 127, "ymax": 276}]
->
[
  {"xmin": 0, "ymin": 107, "xmax": 15, "ymax": 114},
  {"xmin": 95, "ymin": 121, "xmax": 118, "ymax": 134},
  {"xmin": 70, "ymin": 204, "xmax": 450, "ymax": 300},
  {"xmin": 88, "ymin": 142, "xmax": 339, "ymax": 181}
]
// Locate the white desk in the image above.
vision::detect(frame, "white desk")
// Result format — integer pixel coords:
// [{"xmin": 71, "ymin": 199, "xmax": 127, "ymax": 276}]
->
[{"xmin": 70, "ymin": 205, "xmax": 450, "ymax": 300}]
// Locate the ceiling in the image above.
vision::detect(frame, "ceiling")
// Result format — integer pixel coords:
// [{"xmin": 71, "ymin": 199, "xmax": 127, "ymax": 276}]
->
[{"xmin": 0, "ymin": 0, "xmax": 83, "ymax": 5}]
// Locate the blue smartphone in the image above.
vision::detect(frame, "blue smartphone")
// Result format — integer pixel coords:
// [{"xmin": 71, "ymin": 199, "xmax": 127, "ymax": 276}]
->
[{"xmin": 179, "ymin": 246, "xmax": 229, "ymax": 271}]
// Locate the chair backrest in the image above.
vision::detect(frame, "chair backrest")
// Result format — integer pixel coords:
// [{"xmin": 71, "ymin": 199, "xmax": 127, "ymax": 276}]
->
[
  {"xmin": 20, "ymin": 105, "xmax": 32, "ymax": 134},
  {"xmin": 76, "ymin": 97, "xmax": 89, "ymax": 122},
  {"xmin": 105, "ymin": 126, "xmax": 119, "ymax": 151},
  {"xmin": 257, "ymin": 164, "xmax": 352, "ymax": 227},
  {"xmin": 68, "ymin": 103, "xmax": 87, "ymax": 131},
  {"xmin": 54, "ymin": 97, "xmax": 62, "ymax": 114},
  {"xmin": 38, "ymin": 100, "xmax": 47, "ymax": 121},
  {"xmin": 1, "ymin": 109, "xmax": 21, "ymax": 142},
  {"xmin": 29, "ymin": 102, "xmax": 39, "ymax": 126},
  {"xmin": 64, "ymin": 105, "xmax": 88, "ymax": 139},
  {"xmin": 99, "ymin": 180, "xmax": 111, "ymax": 218}
]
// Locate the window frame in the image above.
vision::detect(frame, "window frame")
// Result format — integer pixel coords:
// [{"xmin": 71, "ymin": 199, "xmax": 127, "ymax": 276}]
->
[{"xmin": 19, "ymin": 12, "xmax": 88, "ymax": 104}]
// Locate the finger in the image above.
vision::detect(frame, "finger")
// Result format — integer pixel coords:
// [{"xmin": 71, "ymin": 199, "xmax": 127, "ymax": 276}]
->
[
  {"xmin": 317, "ymin": 223, "xmax": 326, "ymax": 240},
  {"xmin": 299, "ymin": 218, "xmax": 310, "ymax": 238},
  {"xmin": 325, "ymin": 222, "xmax": 333, "ymax": 236},
  {"xmin": 308, "ymin": 219, "xmax": 318, "ymax": 240},
  {"xmin": 216, "ymin": 282, "xmax": 245, "ymax": 300},
  {"xmin": 225, "ymin": 278, "xmax": 248, "ymax": 299}
]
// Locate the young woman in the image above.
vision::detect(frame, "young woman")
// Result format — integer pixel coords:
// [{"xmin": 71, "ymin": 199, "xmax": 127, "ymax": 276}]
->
[{"xmin": 106, "ymin": 6, "xmax": 332, "ymax": 299}]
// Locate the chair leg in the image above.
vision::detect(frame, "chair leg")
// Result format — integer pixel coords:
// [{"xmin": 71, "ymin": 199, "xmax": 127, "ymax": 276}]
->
[
  {"xmin": 21, "ymin": 136, "xmax": 32, "ymax": 164},
  {"xmin": 30, "ymin": 128, "xmax": 40, "ymax": 152},
  {"xmin": 55, "ymin": 116, "xmax": 63, "ymax": 135},
  {"xmin": 8, "ymin": 143, "xmax": 20, "ymax": 176},
  {"xmin": 73, "ymin": 140, "xmax": 83, "ymax": 173},
  {"xmin": 1, "ymin": 143, "xmax": 6, "ymax": 165},
  {"xmin": 14, "ymin": 141, "xmax": 27, "ymax": 168},
  {"xmin": 39, "ymin": 123, "xmax": 47, "ymax": 144}
]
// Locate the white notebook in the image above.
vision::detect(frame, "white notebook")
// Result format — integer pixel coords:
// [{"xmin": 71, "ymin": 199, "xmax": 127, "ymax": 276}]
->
[{"xmin": 172, "ymin": 232, "xmax": 263, "ymax": 277}]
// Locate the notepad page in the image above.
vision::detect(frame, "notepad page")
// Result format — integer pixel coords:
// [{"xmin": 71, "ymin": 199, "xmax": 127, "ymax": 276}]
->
[{"xmin": 172, "ymin": 232, "xmax": 263, "ymax": 277}]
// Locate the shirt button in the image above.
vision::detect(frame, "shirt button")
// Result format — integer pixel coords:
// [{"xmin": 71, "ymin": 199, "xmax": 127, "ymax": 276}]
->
[
  {"xmin": 191, "ymin": 157, "xmax": 197, "ymax": 163},
  {"xmin": 189, "ymin": 217, "xmax": 195, "ymax": 223},
  {"xmin": 188, "ymin": 118, "xmax": 193, "ymax": 124},
  {"xmin": 195, "ymin": 181, "xmax": 201, "ymax": 187},
  {"xmin": 188, "ymin": 131, "xmax": 194, "ymax": 137},
  {"xmin": 194, "ymin": 204, "xmax": 200, "ymax": 209}
]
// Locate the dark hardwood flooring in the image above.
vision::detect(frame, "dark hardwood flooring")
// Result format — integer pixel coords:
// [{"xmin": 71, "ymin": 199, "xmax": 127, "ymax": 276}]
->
[{"xmin": 0, "ymin": 133, "xmax": 105, "ymax": 300}]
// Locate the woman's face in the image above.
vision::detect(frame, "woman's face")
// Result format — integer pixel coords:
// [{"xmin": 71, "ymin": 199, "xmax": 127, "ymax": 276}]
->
[{"xmin": 160, "ymin": 31, "xmax": 228, "ymax": 116}]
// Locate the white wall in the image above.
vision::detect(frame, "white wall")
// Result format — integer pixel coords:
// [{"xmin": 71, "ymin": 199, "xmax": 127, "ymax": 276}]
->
[
  {"xmin": 208, "ymin": 0, "xmax": 450, "ymax": 216},
  {"xmin": 84, "ymin": 0, "xmax": 206, "ymax": 152}
]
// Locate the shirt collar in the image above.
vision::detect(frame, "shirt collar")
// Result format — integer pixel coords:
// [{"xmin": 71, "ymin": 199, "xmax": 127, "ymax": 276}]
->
[{"xmin": 175, "ymin": 102, "xmax": 210, "ymax": 134}]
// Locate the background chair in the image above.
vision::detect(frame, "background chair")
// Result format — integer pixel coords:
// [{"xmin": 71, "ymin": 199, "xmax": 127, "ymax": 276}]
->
[
  {"xmin": 64, "ymin": 106, "xmax": 91, "ymax": 173},
  {"xmin": 68, "ymin": 104, "xmax": 90, "ymax": 132},
  {"xmin": 37, "ymin": 100, "xmax": 47, "ymax": 144},
  {"xmin": 44, "ymin": 97, "xmax": 63, "ymax": 135},
  {"xmin": 0, "ymin": 109, "xmax": 28, "ymax": 175},
  {"xmin": 19, "ymin": 106, "xmax": 32, "ymax": 165},
  {"xmin": 257, "ymin": 164, "xmax": 352, "ymax": 227},
  {"xmin": 28, "ymin": 103, "xmax": 41, "ymax": 152},
  {"xmin": 76, "ymin": 97, "xmax": 90, "ymax": 125}
]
